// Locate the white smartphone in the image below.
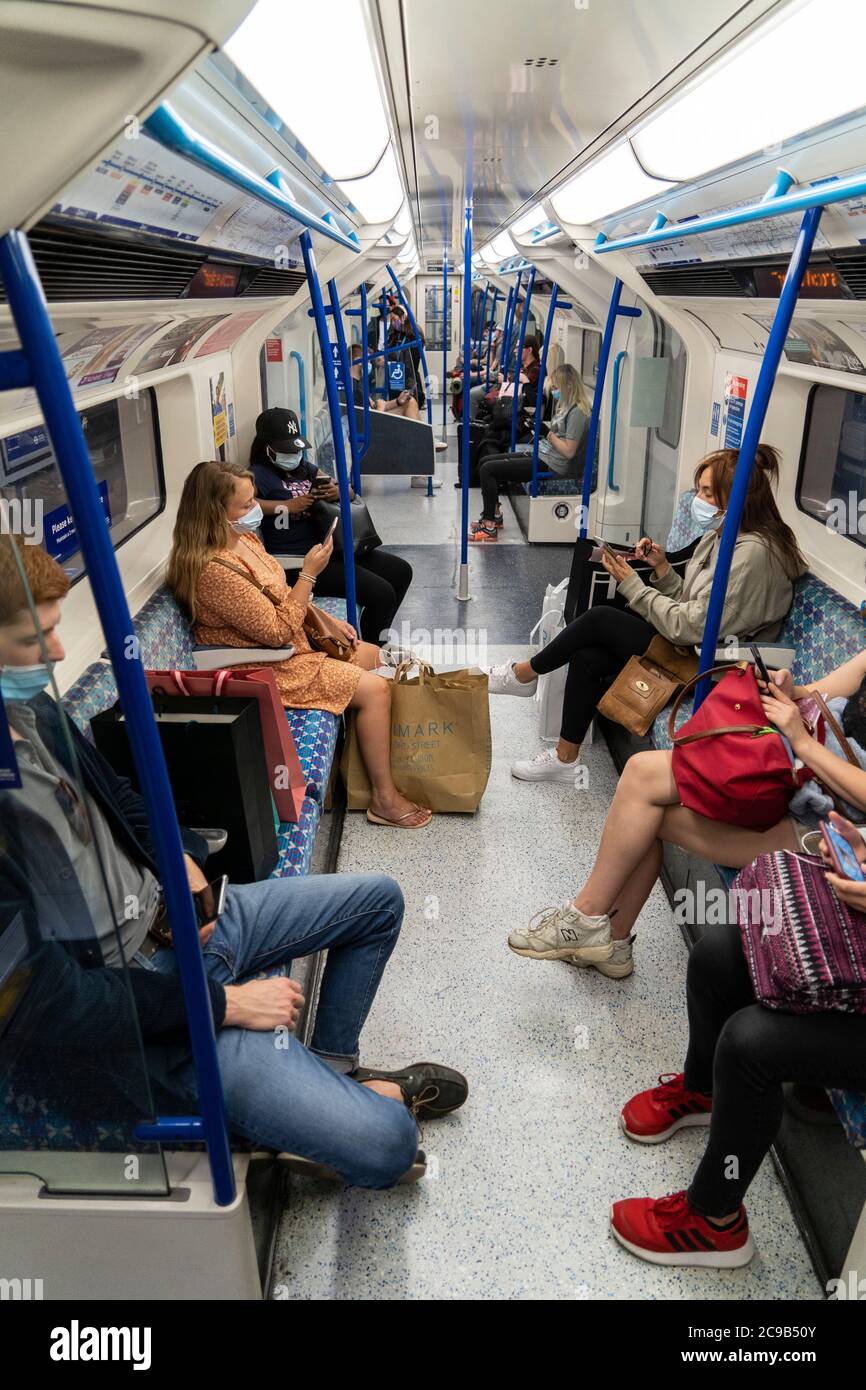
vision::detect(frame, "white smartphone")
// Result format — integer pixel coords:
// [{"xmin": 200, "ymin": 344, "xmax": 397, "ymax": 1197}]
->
[{"xmin": 324, "ymin": 515, "xmax": 340, "ymax": 542}]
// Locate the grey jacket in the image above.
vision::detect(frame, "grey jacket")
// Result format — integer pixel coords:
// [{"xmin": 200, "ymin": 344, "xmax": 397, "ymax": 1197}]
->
[{"xmin": 615, "ymin": 528, "xmax": 797, "ymax": 648}]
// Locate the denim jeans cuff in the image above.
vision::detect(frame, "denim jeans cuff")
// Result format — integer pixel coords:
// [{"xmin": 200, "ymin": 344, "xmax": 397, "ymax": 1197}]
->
[{"xmin": 311, "ymin": 1048, "xmax": 359, "ymax": 1076}]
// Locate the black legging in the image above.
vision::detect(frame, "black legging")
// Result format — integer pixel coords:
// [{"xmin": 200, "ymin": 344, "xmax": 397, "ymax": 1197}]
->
[
  {"xmin": 312, "ymin": 548, "xmax": 412, "ymax": 645},
  {"xmin": 683, "ymin": 925, "xmax": 866, "ymax": 1216},
  {"xmin": 479, "ymin": 453, "xmax": 534, "ymax": 520},
  {"xmin": 530, "ymin": 605, "xmax": 655, "ymax": 745}
]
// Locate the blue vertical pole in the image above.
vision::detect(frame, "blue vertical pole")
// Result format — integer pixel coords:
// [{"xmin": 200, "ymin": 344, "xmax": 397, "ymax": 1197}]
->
[
  {"xmin": 485, "ymin": 288, "xmax": 501, "ymax": 390},
  {"xmin": 441, "ymin": 251, "xmax": 449, "ymax": 442},
  {"xmin": 501, "ymin": 274, "xmax": 522, "ymax": 382},
  {"xmin": 359, "ymin": 283, "xmax": 370, "ymax": 462},
  {"xmin": 327, "ymin": 278, "xmax": 361, "ymax": 497},
  {"xmin": 530, "ymin": 284, "xmax": 559, "ymax": 498},
  {"xmin": 693, "ymin": 205, "xmax": 824, "ymax": 709},
  {"xmin": 0, "ymin": 230, "xmax": 235, "ymax": 1206},
  {"xmin": 300, "ymin": 232, "xmax": 357, "ymax": 632},
  {"xmin": 579, "ymin": 278, "xmax": 624, "ymax": 538},
  {"xmin": 458, "ymin": 194, "xmax": 473, "ymax": 601},
  {"xmin": 510, "ymin": 266, "xmax": 536, "ymax": 450}
]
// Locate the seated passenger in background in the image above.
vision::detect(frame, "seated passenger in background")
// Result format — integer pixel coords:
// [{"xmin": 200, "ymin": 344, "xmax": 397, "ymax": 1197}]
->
[
  {"xmin": 0, "ymin": 538, "xmax": 464, "ymax": 1184},
  {"xmin": 609, "ymin": 812, "xmax": 866, "ymax": 1268},
  {"xmin": 468, "ymin": 326, "xmax": 503, "ymax": 419},
  {"xmin": 350, "ymin": 343, "xmax": 419, "ymax": 420},
  {"xmin": 249, "ymin": 408, "xmax": 414, "ymax": 646},
  {"xmin": 507, "ymin": 650, "xmax": 866, "ymax": 979},
  {"xmin": 167, "ymin": 462, "xmax": 430, "ymax": 828},
  {"xmin": 492, "ymin": 446, "xmax": 805, "ymax": 780},
  {"xmin": 469, "ymin": 364, "xmax": 590, "ymax": 541}
]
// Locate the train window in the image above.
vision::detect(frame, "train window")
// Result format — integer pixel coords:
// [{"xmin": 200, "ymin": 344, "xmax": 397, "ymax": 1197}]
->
[
  {"xmin": 581, "ymin": 330, "xmax": 601, "ymax": 383},
  {"xmin": 797, "ymin": 384, "xmax": 866, "ymax": 542},
  {"xmin": 0, "ymin": 391, "xmax": 163, "ymax": 582},
  {"xmin": 654, "ymin": 319, "xmax": 687, "ymax": 451}
]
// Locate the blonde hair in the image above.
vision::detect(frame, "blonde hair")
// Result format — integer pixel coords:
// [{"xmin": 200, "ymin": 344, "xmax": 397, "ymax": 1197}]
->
[
  {"xmin": 551, "ymin": 363, "xmax": 592, "ymax": 417},
  {"xmin": 166, "ymin": 461, "xmax": 253, "ymax": 621},
  {"xmin": 543, "ymin": 342, "xmax": 565, "ymax": 391}
]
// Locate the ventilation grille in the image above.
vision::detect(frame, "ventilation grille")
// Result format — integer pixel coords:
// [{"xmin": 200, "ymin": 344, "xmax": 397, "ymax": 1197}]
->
[
  {"xmin": 240, "ymin": 266, "xmax": 306, "ymax": 297},
  {"xmin": 832, "ymin": 251, "xmax": 866, "ymax": 299},
  {"xmin": 0, "ymin": 221, "xmax": 305, "ymax": 303},
  {"xmin": 639, "ymin": 263, "xmax": 746, "ymax": 298}
]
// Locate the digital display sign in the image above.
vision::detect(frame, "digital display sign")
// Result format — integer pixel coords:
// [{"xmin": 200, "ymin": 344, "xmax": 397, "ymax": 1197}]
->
[
  {"xmin": 752, "ymin": 262, "xmax": 844, "ymax": 299},
  {"xmin": 186, "ymin": 261, "xmax": 241, "ymax": 298}
]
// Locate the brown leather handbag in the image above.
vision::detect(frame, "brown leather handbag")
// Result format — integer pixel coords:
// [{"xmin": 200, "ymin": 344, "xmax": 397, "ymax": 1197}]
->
[{"xmin": 597, "ymin": 634, "xmax": 699, "ymax": 737}]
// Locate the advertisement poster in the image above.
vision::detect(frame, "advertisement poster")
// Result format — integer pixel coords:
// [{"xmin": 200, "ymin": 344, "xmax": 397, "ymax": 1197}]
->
[
  {"xmin": 723, "ymin": 373, "xmax": 748, "ymax": 448},
  {"xmin": 0, "ymin": 427, "xmax": 54, "ymax": 485},
  {"xmin": 44, "ymin": 479, "xmax": 111, "ymax": 564},
  {"xmin": 193, "ymin": 309, "xmax": 269, "ymax": 358},
  {"xmin": 137, "ymin": 316, "xmax": 229, "ymax": 374},
  {"xmin": 210, "ymin": 372, "xmax": 228, "ymax": 460},
  {"xmin": 60, "ymin": 320, "xmax": 171, "ymax": 389},
  {"xmin": 748, "ymin": 315, "xmax": 865, "ymax": 375}
]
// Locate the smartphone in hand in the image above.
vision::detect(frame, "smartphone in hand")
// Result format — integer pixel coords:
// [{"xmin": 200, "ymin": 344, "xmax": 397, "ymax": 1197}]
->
[
  {"xmin": 750, "ymin": 644, "xmax": 771, "ymax": 686},
  {"xmin": 192, "ymin": 874, "xmax": 229, "ymax": 928},
  {"xmin": 820, "ymin": 819, "xmax": 866, "ymax": 881}
]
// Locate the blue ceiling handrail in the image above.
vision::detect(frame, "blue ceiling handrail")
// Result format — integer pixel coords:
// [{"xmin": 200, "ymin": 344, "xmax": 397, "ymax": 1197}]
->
[
  {"xmin": 594, "ymin": 167, "xmax": 866, "ymax": 256},
  {"xmin": 143, "ymin": 103, "xmax": 361, "ymax": 254}
]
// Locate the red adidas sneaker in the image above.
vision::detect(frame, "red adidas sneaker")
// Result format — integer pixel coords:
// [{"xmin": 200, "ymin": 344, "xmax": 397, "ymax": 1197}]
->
[
  {"xmin": 611, "ymin": 1190, "xmax": 754, "ymax": 1268},
  {"xmin": 620, "ymin": 1072, "xmax": 712, "ymax": 1143}
]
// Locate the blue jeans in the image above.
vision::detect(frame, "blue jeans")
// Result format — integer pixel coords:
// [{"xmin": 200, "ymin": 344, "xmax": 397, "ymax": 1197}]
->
[{"xmin": 144, "ymin": 872, "xmax": 419, "ymax": 1188}]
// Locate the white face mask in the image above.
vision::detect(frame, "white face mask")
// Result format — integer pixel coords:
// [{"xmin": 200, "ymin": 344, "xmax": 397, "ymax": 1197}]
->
[
  {"xmin": 691, "ymin": 494, "xmax": 722, "ymax": 531},
  {"xmin": 268, "ymin": 446, "xmax": 301, "ymax": 472},
  {"xmin": 230, "ymin": 502, "xmax": 264, "ymax": 534}
]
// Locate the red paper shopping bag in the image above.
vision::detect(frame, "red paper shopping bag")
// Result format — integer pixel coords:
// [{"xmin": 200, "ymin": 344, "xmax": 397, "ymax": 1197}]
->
[{"xmin": 145, "ymin": 667, "xmax": 306, "ymax": 822}]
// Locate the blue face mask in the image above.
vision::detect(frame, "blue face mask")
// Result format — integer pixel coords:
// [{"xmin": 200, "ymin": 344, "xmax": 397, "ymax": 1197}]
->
[
  {"xmin": 0, "ymin": 663, "xmax": 54, "ymax": 702},
  {"xmin": 268, "ymin": 447, "xmax": 301, "ymax": 472},
  {"xmin": 691, "ymin": 494, "xmax": 722, "ymax": 532},
  {"xmin": 551, "ymin": 388, "xmax": 561, "ymax": 401},
  {"xmin": 230, "ymin": 502, "xmax": 264, "ymax": 535}
]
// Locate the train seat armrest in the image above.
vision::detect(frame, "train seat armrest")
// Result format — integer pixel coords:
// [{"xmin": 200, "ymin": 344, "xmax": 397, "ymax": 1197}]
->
[{"xmin": 192, "ymin": 645, "xmax": 294, "ymax": 671}]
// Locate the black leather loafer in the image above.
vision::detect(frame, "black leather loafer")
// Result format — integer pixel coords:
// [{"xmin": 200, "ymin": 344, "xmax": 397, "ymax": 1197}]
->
[{"xmin": 352, "ymin": 1062, "xmax": 469, "ymax": 1119}]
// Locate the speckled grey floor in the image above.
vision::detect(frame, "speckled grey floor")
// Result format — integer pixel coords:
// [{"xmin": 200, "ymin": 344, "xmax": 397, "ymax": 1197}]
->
[{"xmin": 269, "ymin": 639, "xmax": 823, "ymax": 1301}]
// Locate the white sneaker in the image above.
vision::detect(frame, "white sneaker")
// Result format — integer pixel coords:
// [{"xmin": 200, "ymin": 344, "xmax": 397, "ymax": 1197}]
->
[
  {"xmin": 508, "ymin": 903, "xmax": 613, "ymax": 963},
  {"xmin": 570, "ymin": 932, "xmax": 635, "ymax": 979},
  {"xmin": 511, "ymin": 747, "xmax": 579, "ymax": 782},
  {"xmin": 434, "ymin": 441, "xmax": 449, "ymax": 453},
  {"xmin": 487, "ymin": 661, "xmax": 537, "ymax": 697},
  {"xmin": 411, "ymin": 475, "xmax": 443, "ymax": 487}
]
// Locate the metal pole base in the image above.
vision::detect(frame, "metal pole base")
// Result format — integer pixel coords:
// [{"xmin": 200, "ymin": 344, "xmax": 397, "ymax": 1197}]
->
[{"xmin": 456, "ymin": 562, "xmax": 472, "ymax": 601}]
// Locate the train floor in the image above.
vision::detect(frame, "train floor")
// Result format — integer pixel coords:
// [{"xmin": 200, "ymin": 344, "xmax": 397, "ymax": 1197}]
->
[{"xmin": 269, "ymin": 430, "xmax": 822, "ymax": 1301}]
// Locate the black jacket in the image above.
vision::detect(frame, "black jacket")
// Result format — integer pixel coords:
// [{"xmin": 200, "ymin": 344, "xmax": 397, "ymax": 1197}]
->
[{"xmin": 0, "ymin": 694, "xmax": 227, "ymax": 1061}]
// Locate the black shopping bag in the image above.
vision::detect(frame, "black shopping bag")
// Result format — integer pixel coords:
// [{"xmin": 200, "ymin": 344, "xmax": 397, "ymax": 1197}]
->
[{"xmin": 91, "ymin": 695, "xmax": 278, "ymax": 883}]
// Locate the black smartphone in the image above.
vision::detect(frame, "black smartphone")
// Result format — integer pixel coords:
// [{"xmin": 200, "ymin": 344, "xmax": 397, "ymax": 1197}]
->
[
  {"xmin": 192, "ymin": 874, "xmax": 228, "ymax": 928},
  {"xmin": 750, "ymin": 643, "xmax": 771, "ymax": 686}
]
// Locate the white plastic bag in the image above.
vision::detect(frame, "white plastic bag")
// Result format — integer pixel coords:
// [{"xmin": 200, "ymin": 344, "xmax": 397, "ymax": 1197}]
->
[{"xmin": 529, "ymin": 578, "xmax": 581, "ymax": 744}]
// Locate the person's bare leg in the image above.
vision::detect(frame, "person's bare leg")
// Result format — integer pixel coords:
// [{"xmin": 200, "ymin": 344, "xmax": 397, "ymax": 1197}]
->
[
  {"xmin": 352, "ymin": 640, "xmax": 383, "ymax": 671},
  {"xmin": 556, "ymin": 736, "xmax": 580, "ymax": 763},
  {"xmin": 602, "ymin": 840, "xmax": 664, "ymax": 940},
  {"xmin": 360, "ymin": 1079, "xmax": 402, "ymax": 1101},
  {"xmin": 349, "ymin": 671, "xmax": 430, "ymax": 825},
  {"xmin": 402, "ymin": 398, "xmax": 420, "ymax": 420},
  {"xmin": 573, "ymin": 751, "xmax": 678, "ymax": 920},
  {"xmin": 658, "ymin": 804, "xmax": 800, "ymax": 865}
]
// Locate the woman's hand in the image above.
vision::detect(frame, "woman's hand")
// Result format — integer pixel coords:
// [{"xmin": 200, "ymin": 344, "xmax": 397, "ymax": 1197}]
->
[
  {"xmin": 820, "ymin": 812, "xmax": 866, "ymax": 908},
  {"xmin": 303, "ymin": 534, "xmax": 334, "ymax": 577},
  {"xmin": 760, "ymin": 683, "xmax": 810, "ymax": 751},
  {"xmin": 286, "ymin": 495, "xmax": 314, "ymax": 514},
  {"xmin": 327, "ymin": 618, "xmax": 358, "ymax": 648},
  {"xmin": 767, "ymin": 667, "xmax": 795, "ymax": 698},
  {"xmin": 600, "ymin": 547, "xmax": 635, "ymax": 584},
  {"xmin": 634, "ymin": 537, "xmax": 670, "ymax": 576}
]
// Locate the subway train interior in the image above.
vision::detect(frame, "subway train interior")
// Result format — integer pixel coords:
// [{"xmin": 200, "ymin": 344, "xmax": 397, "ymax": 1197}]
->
[{"xmin": 2, "ymin": 0, "xmax": 866, "ymax": 1324}]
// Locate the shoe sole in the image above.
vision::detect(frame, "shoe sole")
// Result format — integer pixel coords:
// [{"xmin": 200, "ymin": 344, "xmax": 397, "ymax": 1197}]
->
[
  {"xmin": 511, "ymin": 768, "xmax": 578, "ymax": 781},
  {"xmin": 278, "ymin": 1152, "xmax": 427, "ymax": 1184},
  {"xmin": 489, "ymin": 686, "xmax": 537, "ymax": 698},
  {"xmin": 508, "ymin": 941, "xmax": 615, "ymax": 963},
  {"xmin": 610, "ymin": 1215, "xmax": 754, "ymax": 1268},
  {"xmin": 568, "ymin": 954, "xmax": 634, "ymax": 978},
  {"xmin": 619, "ymin": 1111, "xmax": 712, "ymax": 1144}
]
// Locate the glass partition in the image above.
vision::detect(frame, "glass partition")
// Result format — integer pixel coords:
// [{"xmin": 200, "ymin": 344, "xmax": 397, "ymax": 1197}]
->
[{"xmin": 0, "ymin": 540, "xmax": 169, "ymax": 1196}]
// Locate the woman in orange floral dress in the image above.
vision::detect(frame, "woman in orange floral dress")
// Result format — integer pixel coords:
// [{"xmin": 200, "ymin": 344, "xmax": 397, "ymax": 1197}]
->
[{"xmin": 167, "ymin": 461, "xmax": 430, "ymax": 828}]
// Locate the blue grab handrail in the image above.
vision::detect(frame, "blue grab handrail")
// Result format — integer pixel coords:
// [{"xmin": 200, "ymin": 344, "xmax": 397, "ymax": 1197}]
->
[
  {"xmin": 607, "ymin": 351, "xmax": 626, "ymax": 493},
  {"xmin": 299, "ymin": 231, "xmax": 358, "ymax": 631},
  {"xmin": 327, "ymin": 278, "xmax": 362, "ymax": 496},
  {"xmin": 344, "ymin": 283, "xmax": 372, "ymax": 463},
  {"xmin": 0, "ymin": 230, "xmax": 236, "ymax": 1206},
  {"xmin": 594, "ymin": 168, "xmax": 866, "ymax": 256},
  {"xmin": 693, "ymin": 204, "xmax": 825, "ymax": 709},
  {"xmin": 485, "ymin": 287, "xmax": 503, "ymax": 390},
  {"xmin": 289, "ymin": 350, "xmax": 307, "ymax": 438},
  {"xmin": 501, "ymin": 274, "xmax": 523, "ymax": 380},
  {"xmin": 143, "ymin": 103, "xmax": 360, "ymax": 254},
  {"xmin": 442, "ymin": 254, "xmax": 449, "ymax": 439},
  {"xmin": 530, "ymin": 284, "xmax": 575, "ymax": 498},
  {"xmin": 460, "ymin": 197, "xmax": 473, "ymax": 573},
  {"xmin": 510, "ymin": 266, "xmax": 536, "ymax": 450}
]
